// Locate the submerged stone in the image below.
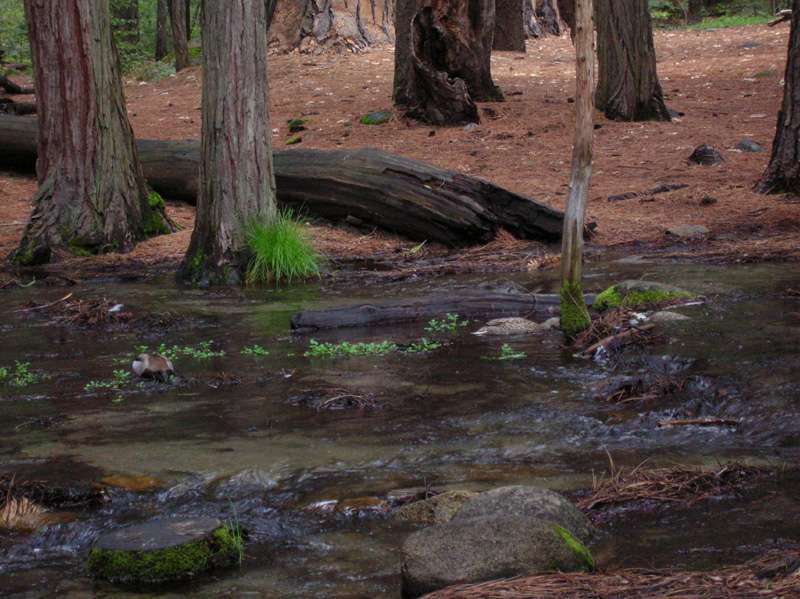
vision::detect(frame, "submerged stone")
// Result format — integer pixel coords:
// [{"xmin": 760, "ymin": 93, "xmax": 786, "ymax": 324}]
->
[{"xmin": 86, "ymin": 516, "xmax": 240, "ymax": 586}]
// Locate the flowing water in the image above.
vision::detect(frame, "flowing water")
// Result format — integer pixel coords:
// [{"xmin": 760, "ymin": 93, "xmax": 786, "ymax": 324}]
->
[{"xmin": 1, "ymin": 257, "xmax": 799, "ymax": 598}]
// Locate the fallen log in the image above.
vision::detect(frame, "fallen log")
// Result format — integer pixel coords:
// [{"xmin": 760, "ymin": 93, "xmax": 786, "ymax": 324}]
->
[
  {"xmin": 290, "ymin": 290, "xmax": 597, "ymax": 331},
  {"xmin": 0, "ymin": 115, "xmax": 567, "ymax": 248},
  {"xmin": 0, "ymin": 73, "xmax": 34, "ymax": 95}
]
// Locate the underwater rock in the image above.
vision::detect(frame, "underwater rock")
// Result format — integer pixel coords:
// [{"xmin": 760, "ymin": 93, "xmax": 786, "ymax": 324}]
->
[
  {"xmin": 335, "ymin": 497, "xmax": 391, "ymax": 517},
  {"xmin": 98, "ymin": 475, "xmax": 164, "ymax": 492},
  {"xmin": 86, "ymin": 516, "xmax": 241, "ymax": 586}
]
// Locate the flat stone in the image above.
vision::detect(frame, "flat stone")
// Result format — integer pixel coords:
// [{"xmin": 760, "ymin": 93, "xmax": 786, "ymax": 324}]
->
[
  {"xmin": 94, "ymin": 516, "xmax": 221, "ymax": 551},
  {"xmin": 666, "ymin": 225, "xmax": 709, "ymax": 238}
]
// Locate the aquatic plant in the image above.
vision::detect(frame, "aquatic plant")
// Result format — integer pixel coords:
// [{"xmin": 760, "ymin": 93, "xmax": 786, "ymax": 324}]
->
[
  {"xmin": 241, "ymin": 345, "xmax": 270, "ymax": 357},
  {"xmin": 245, "ymin": 210, "xmax": 324, "ymax": 284},
  {"xmin": 481, "ymin": 344, "xmax": 527, "ymax": 360},
  {"xmin": 134, "ymin": 342, "xmax": 225, "ymax": 362},
  {"xmin": 84, "ymin": 369, "xmax": 134, "ymax": 392},
  {"xmin": 0, "ymin": 361, "xmax": 51, "ymax": 387},
  {"xmin": 402, "ymin": 338, "xmax": 445, "ymax": 353},
  {"xmin": 424, "ymin": 313, "xmax": 469, "ymax": 333},
  {"xmin": 305, "ymin": 339, "xmax": 397, "ymax": 358}
]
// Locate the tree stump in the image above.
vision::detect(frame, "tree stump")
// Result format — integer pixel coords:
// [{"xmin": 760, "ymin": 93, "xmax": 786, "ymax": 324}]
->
[{"xmin": 86, "ymin": 516, "xmax": 241, "ymax": 585}]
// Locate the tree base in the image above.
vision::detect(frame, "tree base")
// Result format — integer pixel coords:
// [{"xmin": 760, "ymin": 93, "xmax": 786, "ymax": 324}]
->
[{"xmin": 559, "ymin": 283, "xmax": 591, "ymax": 340}]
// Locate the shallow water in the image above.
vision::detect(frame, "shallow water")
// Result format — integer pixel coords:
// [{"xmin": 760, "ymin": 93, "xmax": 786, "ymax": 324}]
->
[{"xmin": 1, "ymin": 258, "xmax": 799, "ymax": 598}]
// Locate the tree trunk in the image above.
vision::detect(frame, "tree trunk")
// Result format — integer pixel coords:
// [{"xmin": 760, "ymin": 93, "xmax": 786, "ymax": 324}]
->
[
  {"xmin": 494, "ymin": 0, "xmax": 526, "ymax": 51},
  {"xmin": 595, "ymin": 0, "xmax": 671, "ymax": 122},
  {"xmin": 523, "ymin": 0, "xmax": 542, "ymax": 37},
  {"xmin": 177, "ymin": 0, "xmax": 275, "ymax": 285},
  {"xmin": 557, "ymin": 0, "xmax": 574, "ymax": 36},
  {"xmin": 756, "ymin": 0, "xmax": 800, "ymax": 193},
  {"xmin": 168, "ymin": 0, "xmax": 189, "ymax": 71},
  {"xmin": 535, "ymin": 0, "xmax": 563, "ymax": 36},
  {"xmin": 394, "ymin": 0, "xmax": 416, "ymax": 97},
  {"xmin": 110, "ymin": 0, "xmax": 140, "ymax": 45},
  {"xmin": 12, "ymin": 0, "xmax": 173, "ymax": 266},
  {"xmin": 559, "ymin": 0, "xmax": 593, "ymax": 338},
  {"xmin": 155, "ymin": 0, "xmax": 169, "ymax": 60},
  {"xmin": 687, "ymin": 0, "xmax": 703, "ymax": 24},
  {"xmin": 267, "ymin": 0, "xmax": 394, "ymax": 52},
  {"xmin": 0, "ymin": 116, "xmax": 570, "ymax": 248},
  {"xmin": 396, "ymin": 0, "xmax": 503, "ymax": 126}
]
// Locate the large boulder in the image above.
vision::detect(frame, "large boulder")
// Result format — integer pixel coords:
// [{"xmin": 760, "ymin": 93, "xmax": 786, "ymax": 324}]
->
[
  {"xmin": 400, "ymin": 486, "xmax": 594, "ymax": 598},
  {"xmin": 453, "ymin": 485, "xmax": 594, "ymax": 542}
]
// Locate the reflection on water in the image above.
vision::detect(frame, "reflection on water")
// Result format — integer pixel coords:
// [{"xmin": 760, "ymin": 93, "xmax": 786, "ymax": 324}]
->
[{"xmin": 1, "ymin": 259, "xmax": 799, "ymax": 598}]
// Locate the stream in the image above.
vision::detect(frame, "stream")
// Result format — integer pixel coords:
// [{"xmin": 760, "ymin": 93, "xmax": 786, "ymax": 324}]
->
[{"xmin": 1, "ymin": 257, "xmax": 799, "ymax": 598}]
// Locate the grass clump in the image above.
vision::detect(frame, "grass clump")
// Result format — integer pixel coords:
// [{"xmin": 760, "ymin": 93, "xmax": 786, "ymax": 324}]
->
[
  {"xmin": 245, "ymin": 211, "xmax": 323, "ymax": 284},
  {"xmin": 481, "ymin": 344, "xmax": 527, "ymax": 360}
]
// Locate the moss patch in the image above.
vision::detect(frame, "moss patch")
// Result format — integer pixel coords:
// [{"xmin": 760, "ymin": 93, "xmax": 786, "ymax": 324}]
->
[
  {"xmin": 560, "ymin": 282, "xmax": 591, "ymax": 339},
  {"xmin": 592, "ymin": 280, "xmax": 692, "ymax": 312},
  {"xmin": 285, "ymin": 136, "xmax": 302, "ymax": 145},
  {"xmin": 86, "ymin": 524, "xmax": 240, "ymax": 586},
  {"xmin": 361, "ymin": 110, "xmax": 392, "ymax": 125},
  {"xmin": 553, "ymin": 524, "xmax": 595, "ymax": 573},
  {"xmin": 68, "ymin": 238, "xmax": 93, "ymax": 257}
]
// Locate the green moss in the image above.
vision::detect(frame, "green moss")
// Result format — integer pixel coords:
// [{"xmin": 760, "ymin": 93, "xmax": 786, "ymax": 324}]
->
[
  {"xmin": 287, "ymin": 118, "xmax": 309, "ymax": 129},
  {"xmin": 86, "ymin": 525, "xmax": 240, "ymax": 585},
  {"xmin": 188, "ymin": 46, "xmax": 202, "ymax": 62},
  {"xmin": 622, "ymin": 289, "xmax": 688, "ymax": 307},
  {"xmin": 147, "ymin": 190, "xmax": 165, "ymax": 210},
  {"xmin": 552, "ymin": 524, "xmax": 595, "ymax": 573},
  {"xmin": 68, "ymin": 238, "xmax": 92, "ymax": 257},
  {"xmin": 360, "ymin": 110, "xmax": 392, "ymax": 125},
  {"xmin": 11, "ymin": 240, "xmax": 38, "ymax": 266},
  {"xmin": 285, "ymin": 136, "xmax": 302, "ymax": 145},
  {"xmin": 560, "ymin": 282, "xmax": 591, "ymax": 339},
  {"xmin": 591, "ymin": 286, "xmax": 622, "ymax": 312}
]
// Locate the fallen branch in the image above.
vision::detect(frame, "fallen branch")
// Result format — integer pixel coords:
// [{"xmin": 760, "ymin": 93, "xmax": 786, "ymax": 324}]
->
[
  {"xmin": 769, "ymin": 9, "xmax": 792, "ymax": 26},
  {"xmin": 581, "ymin": 323, "xmax": 656, "ymax": 356},
  {"xmin": 606, "ymin": 183, "xmax": 688, "ymax": 202},
  {"xmin": 15, "ymin": 293, "xmax": 73, "ymax": 312},
  {"xmin": 658, "ymin": 417, "xmax": 739, "ymax": 428},
  {"xmin": 0, "ymin": 73, "xmax": 34, "ymax": 94}
]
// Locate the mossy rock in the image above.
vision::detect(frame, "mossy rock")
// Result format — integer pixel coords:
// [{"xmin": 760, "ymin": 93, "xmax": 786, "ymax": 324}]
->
[
  {"xmin": 592, "ymin": 280, "xmax": 692, "ymax": 312},
  {"xmin": 360, "ymin": 110, "xmax": 392, "ymax": 125},
  {"xmin": 86, "ymin": 516, "xmax": 241, "ymax": 586}
]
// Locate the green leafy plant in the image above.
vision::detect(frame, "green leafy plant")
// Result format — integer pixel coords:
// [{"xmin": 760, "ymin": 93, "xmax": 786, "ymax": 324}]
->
[
  {"xmin": 242, "ymin": 345, "xmax": 270, "ymax": 357},
  {"xmin": 180, "ymin": 341, "xmax": 225, "ymax": 360},
  {"xmin": 245, "ymin": 210, "xmax": 324, "ymax": 284},
  {"xmin": 305, "ymin": 339, "xmax": 397, "ymax": 358},
  {"xmin": 402, "ymin": 338, "xmax": 445, "ymax": 353},
  {"xmin": 481, "ymin": 344, "xmax": 527, "ymax": 360},
  {"xmin": 85, "ymin": 369, "xmax": 136, "ymax": 392},
  {"xmin": 425, "ymin": 313, "xmax": 469, "ymax": 333},
  {"xmin": 0, "ymin": 361, "xmax": 50, "ymax": 387}
]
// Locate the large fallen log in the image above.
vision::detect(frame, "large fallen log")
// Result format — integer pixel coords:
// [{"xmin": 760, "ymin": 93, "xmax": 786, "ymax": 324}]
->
[
  {"xmin": 0, "ymin": 115, "xmax": 566, "ymax": 247},
  {"xmin": 290, "ymin": 290, "xmax": 597, "ymax": 331}
]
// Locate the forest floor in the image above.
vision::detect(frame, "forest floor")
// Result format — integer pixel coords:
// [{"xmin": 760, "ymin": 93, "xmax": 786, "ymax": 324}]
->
[{"xmin": 1, "ymin": 23, "xmax": 799, "ymax": 285}]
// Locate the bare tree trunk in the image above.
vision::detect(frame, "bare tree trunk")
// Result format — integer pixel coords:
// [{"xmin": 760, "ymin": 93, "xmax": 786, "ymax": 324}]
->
[
  {"xmin": 756, "ymin": 0, "xmax": 800, "ymax": 193},
  {"xmin": 168, "ymin": 0, "xmax": 189, "ymax": 71},
  {"xmin": 178, "ymin": 0, "xmax": 275, "ymax": 285},
  {"xmin": 536, "ymin": 0, "xmax": 563, "ymax": 35},
  {"xmin": 12, "ymin": 0, "xmax": 173, "ymax": 266},
  {"xmin": 155, "ymin": 0, "xmax": 169, "ymax": 60},
  {"xmin": 494, "ymin": 0, "xmax": 526, "ymax": 51},
  {"xmin": 596, "ymin": 0, "xmax": 671, "ymax": 122},
  {"xmin": 396, "ymin": 0, "xmax": 503, "ymax": 126},
  {"xmin": 687, "ymin": 0, "xmax": 703, "ymax": 24},
  {"xmin": 559, "ymin": 0, "xmax": 593, "ymax": 338}
]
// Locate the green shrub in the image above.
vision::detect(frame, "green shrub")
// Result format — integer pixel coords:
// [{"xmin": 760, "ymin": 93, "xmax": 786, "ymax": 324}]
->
[{"xmin": 245, "ymin": 211, "xmax": 324, "ymax": 284}]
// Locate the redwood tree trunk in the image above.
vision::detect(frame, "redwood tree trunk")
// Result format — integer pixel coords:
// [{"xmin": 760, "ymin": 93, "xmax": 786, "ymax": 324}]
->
[
  {"xmin": 756, "ymin": 0, "xmax": 800, "ymax": 193},
  {"xmin": 536, "ymin": 0, "xmax": 563, "ymax": 36},
  {"xmin": 155, "ymin": 0, "xmax": 169, "ymax": 60},
  {"xmin": 595, "ymin": 0, "xmax": 671, "ymax": 122},
  {"xmin": 168, "ymin": 0, "xmax": 189, "ymax": 71},
  {"xmin": 558, "ymin": 0, "xmax": 574, "ymax": 36},
  {"xmin": 12, "ymin": 0, "xmax": 173, "ymax": 266},
  {"xmin": 178, "ymin": 0, "xmax": 276, "ymax": 285},
  {"xmin": 687, "ymin": 0, "xmax": 703, "ymax": 25},
  {"xmin": 494, "ymin": 0, "xmax": 526, "ymax": 51},
  {"xmin": 396, "ymin": 0, "xmax": 503, "ymax": 126}
]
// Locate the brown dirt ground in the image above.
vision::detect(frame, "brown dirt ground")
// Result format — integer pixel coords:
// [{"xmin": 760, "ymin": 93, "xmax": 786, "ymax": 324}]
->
[{"xmin": 2, "ymin": 24, "xmax": 799, "ymax": 283}]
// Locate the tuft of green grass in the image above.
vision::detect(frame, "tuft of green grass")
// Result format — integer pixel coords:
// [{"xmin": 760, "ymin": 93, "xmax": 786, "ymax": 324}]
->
[{"xmin": 245, "ymin": 211, "xmax": 324, "ymax": 284}]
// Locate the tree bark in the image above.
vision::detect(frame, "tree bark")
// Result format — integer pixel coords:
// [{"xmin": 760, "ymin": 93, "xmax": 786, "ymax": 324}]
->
[
  {"xmin": 494, "ymin": 0, "xmax": 526, "ymax": 51},
  {"xmin": 291, "ymin": 290, "xmax": 596, "ymax": 331},
  {"xmin": 0, "ymin": 116, "xmax": 570, "ymax": 247},
  {"xmin": 394, "ymin": 0, "xmax": 416, "ymax": 97},
  {"xmin": 756, "ymin": 0, "xmax": 800, "ymax": 193},
  {"xmin": 396, "ymin": 0, "xmax": 503, "ymax": 126},
  {"xmin": 535, "ymin": 0, "xmax": 563, "ymax": 36},
  {"xmin": 12, "ymin": 0, "xmax": 173, "ymax": 266},
  {"xmin": 559, "ymin": 0, "xmax": 593, "ymax": 338},
  {"xmin": 177, "ymin": 0, "xmax": 275, "ymax": 285},
  {"xmin": 267, "ymin": 0, "xmax": 394, "ymax": 52},
  {"xmin": 595, "ymin": 0, "xmax": 671, "ymax": 122},
  {"xmin": 557, "ymin": 0, "xmax": 574, "ymax": 36},
  {"xmin": 168, "ymin": 0, "xmax": 189, "ymax": 71},
  {"xmin": 687, "ymin": 0, "xmax": 703, "ymax": 25},
  {"xmin": 155, "ymin": 0, "xmax": 169, "ymax": 60},
  {"xmin": 523, "ymin": 0, "xmax": 542, "ymax": 37}
]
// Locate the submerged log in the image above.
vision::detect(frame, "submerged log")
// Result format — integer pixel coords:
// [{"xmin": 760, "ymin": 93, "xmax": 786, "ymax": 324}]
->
[
  {"xmin": 290, "ymin": 290, "xmax": 597, "ymax": 331},
  {"xmin": 0, "ymin": 115, "xmax": 566, "ymax": 247}
]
